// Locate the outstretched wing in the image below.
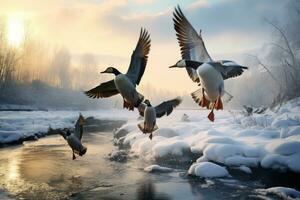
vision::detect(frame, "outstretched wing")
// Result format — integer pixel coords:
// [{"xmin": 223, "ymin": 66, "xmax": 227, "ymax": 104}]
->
[
  {"xmin": 74, "ymin": 114, "xmax": 84, "ymax": 140},
  {"xmin": 126, "ymin": 28, "xmax": 151, "ymax": 85},
  {"xmin": 155, "ymin": 97, "xmax": 182, "ymax": 118},
  {"xmin": 84, "ymin": 80, "xmax": 119, "ymax": 98},
  {"xmin": 173, "ymin": 6, "xmax": 212, "ymax": 83},
  {"xmin": 212, "ymin": 61, "xmax": 248, "ymax": 80}
]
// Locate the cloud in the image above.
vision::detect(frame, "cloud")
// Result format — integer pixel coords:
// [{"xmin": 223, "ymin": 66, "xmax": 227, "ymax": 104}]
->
[{"xmin": 131, "ymin": 0, "xmax": 155, "ymax": 5}]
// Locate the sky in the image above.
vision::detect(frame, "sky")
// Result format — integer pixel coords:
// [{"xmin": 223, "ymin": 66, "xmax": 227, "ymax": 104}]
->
[{"xmin": 0, "ymin": 0, "xmax": 290, "ymax": 93}]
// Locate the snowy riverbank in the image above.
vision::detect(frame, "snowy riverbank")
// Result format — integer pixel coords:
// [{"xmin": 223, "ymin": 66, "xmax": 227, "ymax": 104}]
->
[
  {"xmin": 0, "ymin": 109, "xmax": 137, "ymax": 146},
  {"xmin": 1, "ymin": 99, "xmax": 300, "ymax": 199},
  {"xmin": 115, "ymin": 98, "xmax": 300, "ymax": 175}
]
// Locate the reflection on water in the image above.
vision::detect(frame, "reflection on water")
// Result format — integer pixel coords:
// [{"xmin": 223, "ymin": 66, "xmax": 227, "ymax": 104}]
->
[
  {"xmin": 0, "ymin": 140, "xmax": 73, "ymax": 199},
  {"xmin": 0, "ymin": 133, "xmax": 153, "ymax": 200},
  {"xmin": 137, "ymin": 179, "xmax": 170, "ymax": 200},
  {"xmin": 7, "ymin": 153, "xmax": 20, "ymax": 181}
]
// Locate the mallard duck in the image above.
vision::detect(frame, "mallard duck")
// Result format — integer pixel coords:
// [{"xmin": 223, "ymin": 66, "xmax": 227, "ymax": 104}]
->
[
  {"xmin": 85, "ymin": 28, "xmax": 151, "ymax": 110},
  {"xmin": 169, "ymin": 6, "xmax": 247, "ymax": 122},
  {"xmin": 137, "ymin": 97, "xmax": 182, "ymax": 139},
  {"xmin": 60, "ymin": 114, "xmax": 87, "ymax": 160}
]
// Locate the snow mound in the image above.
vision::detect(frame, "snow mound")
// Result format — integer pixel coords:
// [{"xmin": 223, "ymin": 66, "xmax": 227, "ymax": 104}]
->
[
  {"xmin": 152, "ymin": 139, "xmax": 190, "ymax": 158},
  {"xmin": 256, "ymin": 187, "xmax": 300, "ymax": 199},
  {"xmin": 116, "ymin": 99, "xmax": 300, "ymax": 173},
  {"xmin": 144, "ymin": 165, "xmax": 173, "ymax": 173},
  {"xmin": 188, "ymin": 162, "xmax": 229, "ymax": 178},
  {"xmin": 266, "ymin": 140, "xmax": 300, "ymax": 155}
]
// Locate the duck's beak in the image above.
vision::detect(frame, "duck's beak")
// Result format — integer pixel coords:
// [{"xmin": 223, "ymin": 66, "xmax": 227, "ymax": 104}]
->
[
  {"xmin": 100, "ymin": 70, "xmax": 106, "ymax": 74},
  {"xmin": 169, "ymin": 65, "xmax": 177, "ymax": 68}
]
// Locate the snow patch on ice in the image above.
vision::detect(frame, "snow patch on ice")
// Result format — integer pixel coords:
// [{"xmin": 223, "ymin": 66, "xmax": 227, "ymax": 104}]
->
[
  {"xmin": 235, "ymin": 165, "xmax": 252, "ymax": 174},
  {"xmin": 256, "ymin": 187, "xmax": 300, "ymax": 199},
  {"xmin": 144, "ymin": 165, "xmax": 173, "ymax": 173},
  {"xmin": 188, "ymin": 162, "xmax": 229, "ymax": 178}
]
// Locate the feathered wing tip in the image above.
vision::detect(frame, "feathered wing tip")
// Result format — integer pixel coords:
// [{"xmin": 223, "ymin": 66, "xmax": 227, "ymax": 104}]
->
[
  {"xmin": 164, "ymin": 96, "xmax": 182, "ymax": 116},
  {"xmin": 155, "ymin": 97, "xmax": 182, "ymax": 118},
  {"xmin": 137, "ymin": 27, "xmax": 151, "ymax": 57},
  {"xmin": 173, "ymin": 96, "xmax": 183, "ymax": 108},
  {"xmin": 173, "ymin": 5, "xmax": 201, "ymax": 42},
  {"xmin": 126, "ymin": 28, "xmax": 151, "ymax": 85},
  {"xmin": 84, "ymin": 80, "xmax": 119, "ymax": 99}
]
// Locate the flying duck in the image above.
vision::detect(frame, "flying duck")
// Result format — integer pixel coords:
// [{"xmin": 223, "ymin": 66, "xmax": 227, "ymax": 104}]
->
[
  {"xmin": 137, "ymin": 97, "xmax": 182, "ymax": 140},
  {"xmin": 60, "ymin": 114, "xmax": 87, "ymax": 160},
  {"xmin": 169, "ymin": 6, "xmax": 248, "ymax": 122},
  {"xmin": 85, "ymin": 28, "xmax": 151, "ymax": 110}
]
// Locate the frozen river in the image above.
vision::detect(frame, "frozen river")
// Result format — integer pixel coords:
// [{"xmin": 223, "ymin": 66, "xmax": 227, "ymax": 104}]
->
[{"xmin": 0, "ymin": 130, "xmax": 239, "ymax": 200}]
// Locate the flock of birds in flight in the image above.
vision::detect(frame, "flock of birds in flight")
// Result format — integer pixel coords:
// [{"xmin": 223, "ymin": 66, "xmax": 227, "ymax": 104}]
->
[{"xmin": 61, "ymin": 6, "xmax": 248, "ymax": 160}]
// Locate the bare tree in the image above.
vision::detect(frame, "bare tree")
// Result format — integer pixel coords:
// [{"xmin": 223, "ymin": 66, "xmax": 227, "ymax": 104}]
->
[
  {"xmin": 247, "ymin": 4, "xmax": 300, "ymax": 108},
  {"xmin": 0, "ymin": 20, "xmax": 20, "ymax": 91},
  {"xmin": 51, "ymin": 47, "xmax": 71, "ymax": 89}
]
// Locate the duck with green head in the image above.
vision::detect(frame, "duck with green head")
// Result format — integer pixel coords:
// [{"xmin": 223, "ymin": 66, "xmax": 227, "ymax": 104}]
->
[{"xmin": 85, "ymin": 28, "xmax": 151, "ymax": 110}]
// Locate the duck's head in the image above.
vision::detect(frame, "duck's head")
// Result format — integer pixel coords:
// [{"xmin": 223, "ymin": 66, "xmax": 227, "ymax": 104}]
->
[
  {"xmin": 100, "ymin": 67, "xmax": 121, "ymax": 75},
  {"xmin": 169, "ymin": 59, "xmax": 187, "ymax": 68},
  {"xmin": 144, "ymin": 99, "xmax": 152, "ymax": 107},
  {"xmin": 169, "ymin": 59, "xmax": 203, "ymax": 69}
]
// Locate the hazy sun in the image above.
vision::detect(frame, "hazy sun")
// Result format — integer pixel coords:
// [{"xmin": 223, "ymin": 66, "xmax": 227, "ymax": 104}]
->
[{"xmin": 6, "ymin": 15, "xmax": 25, "ymax": 47}]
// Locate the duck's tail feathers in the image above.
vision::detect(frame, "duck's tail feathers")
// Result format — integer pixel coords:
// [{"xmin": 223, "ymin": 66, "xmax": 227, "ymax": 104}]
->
[
  {"xmin": 191, "ymin": 88, "xmax": 210, "ymax": 109},
  {"xmin": 138, "ymin": 122, "xmax": 146, "ymax": 133},
  {"xmin": 79, "ymin": 146, "xmax": 87, "ymax": 156},
  {"xmin": 137, "ymin": 122, "xmax": 158, "ymax": 133},
  {"xmin": 74, "ymin": 145, "xmax": 87, "ymax": 156}
]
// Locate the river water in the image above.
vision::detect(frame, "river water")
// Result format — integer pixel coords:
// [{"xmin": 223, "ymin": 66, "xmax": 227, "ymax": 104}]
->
[{"xmin": 0, "ymin": 121, "xmax": 299, "ymax": 200}]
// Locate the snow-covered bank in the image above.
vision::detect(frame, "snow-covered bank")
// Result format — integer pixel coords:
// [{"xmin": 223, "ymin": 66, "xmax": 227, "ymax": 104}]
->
[
  {"xmin": 0, "ymin": 109, "xmax": 137, "ymax": 146},
  {"xmin": 116, "ymin": 98, "xmax": 300, "ymax": 175}
]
